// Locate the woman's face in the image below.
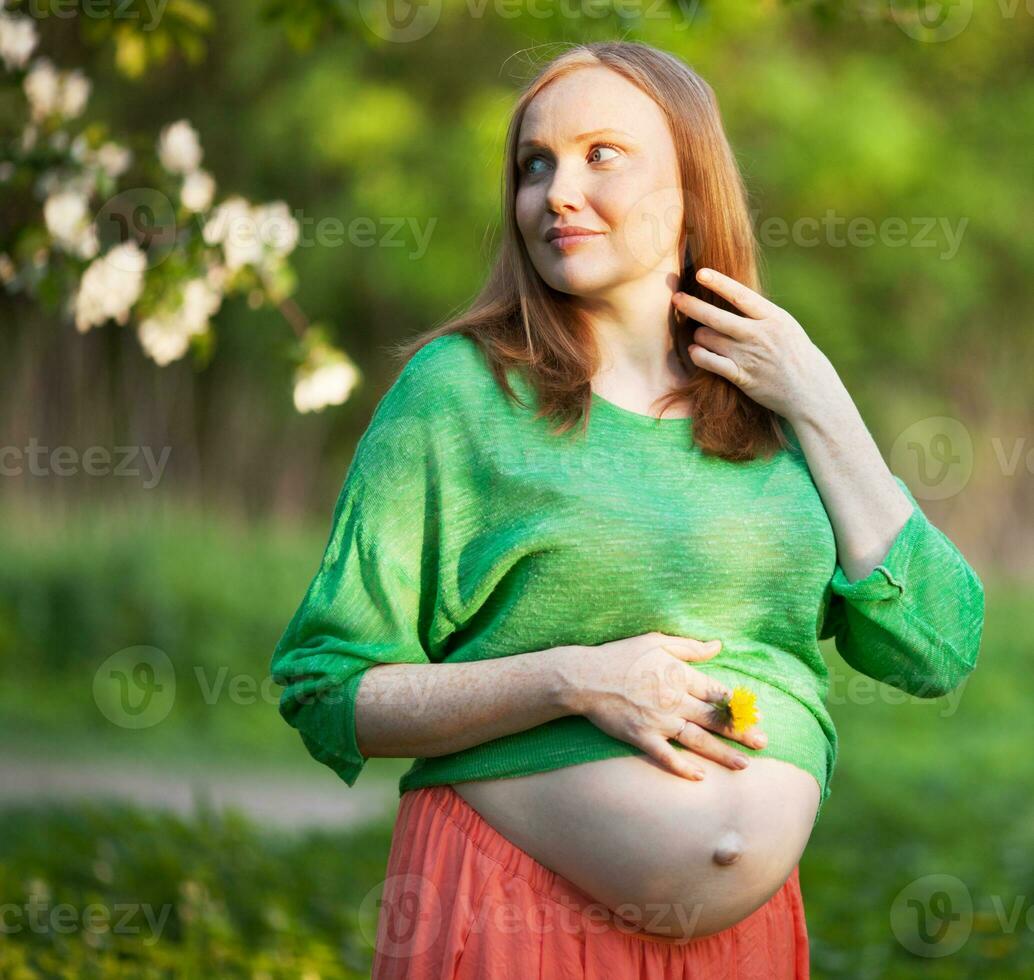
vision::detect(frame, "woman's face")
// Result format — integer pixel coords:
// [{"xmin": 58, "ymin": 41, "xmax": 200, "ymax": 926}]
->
[{"xmin": 514, "ymin": 65, "xmax": 684, "ymax": 299}]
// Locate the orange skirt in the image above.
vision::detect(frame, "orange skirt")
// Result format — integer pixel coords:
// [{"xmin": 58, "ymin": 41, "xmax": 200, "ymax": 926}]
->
[{"xmin": 371, "ymin": 784, "xmax": 810, "ymax": 979}]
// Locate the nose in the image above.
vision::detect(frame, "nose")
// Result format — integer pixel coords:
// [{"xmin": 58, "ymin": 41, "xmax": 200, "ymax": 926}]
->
[{"xmin": 544, "ymin": 159, "xmax": 586, "ymax": 214}]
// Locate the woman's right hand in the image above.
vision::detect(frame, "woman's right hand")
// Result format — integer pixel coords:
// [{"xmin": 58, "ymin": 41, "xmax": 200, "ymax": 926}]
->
[{"xmin": 568, "ymin": 631, "xmax": 769, "ymax": 780}]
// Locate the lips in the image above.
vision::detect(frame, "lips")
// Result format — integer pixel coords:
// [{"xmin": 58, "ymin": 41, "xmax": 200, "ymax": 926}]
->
[{"xmin": 545, "ymin": 226, "xmax": 605, "ymax": 242}]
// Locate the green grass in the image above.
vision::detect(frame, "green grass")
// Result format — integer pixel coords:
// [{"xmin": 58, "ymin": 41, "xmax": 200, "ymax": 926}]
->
[
  {"xmin": 0, "ymin": 500, "xmax": 338, "ymax": 768},
  {"xmin": 1, "ymin": 503, "xmax": 1030, "ymax": 976},
  {"xmin": 0, "ymin": 801, "xmax": 392, "ymax": 979},
  {"xmin": 804, "ymin": 578, "xmax": 1034, "ymax": 977}
]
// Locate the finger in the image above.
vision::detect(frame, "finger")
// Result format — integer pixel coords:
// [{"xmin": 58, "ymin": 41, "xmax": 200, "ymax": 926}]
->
[
  {"xmin": 695, "ymin": 268, "xmax": 779, "ymax": 320},
  {"xmin": 641, "ymin": 734, "xmax": 706, "ymax": 780},
  {"xmin": 691, "ymin": 324, "xmax": 737, "ymax": 357},
  {"xmin": 689, "ymin": 697, "xmax": 769, "ymax": 750},
  {"xmin": 671, "ymin": 719, "xmax": 753, "ymax": 771},
  {"xmin": 687, "ymin": 343, "xmax": 741, "ymax": 384},
  {"xmin": 680, "ymin": 688, "xmax": 767, "ymax": 724},
  {"xmin": 671, "ymin": 292, "xmax": 753, "ymax": 341},
  {"xmin": 739, "ymin": 723, "xmax": 769, "ymax": 750},
  {"xmin": 659, "ymin": 639, "xmax": 722, "ymax": 662},
  {"xmin": 680, "ymin": 672, "xmax": 734, "ymax": 705}
]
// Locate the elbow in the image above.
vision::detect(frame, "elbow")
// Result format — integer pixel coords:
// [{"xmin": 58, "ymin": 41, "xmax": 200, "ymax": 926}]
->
[
  {"xmin": 903, "ymin": 631, "xmax": 983, "ymax": 700},
  {"xmin": 930, "ymin": 570, "xmax": 986, "ymax": 697},
  {"xmin": 899, "ymin": 567, "xmax": 986, "ymax": 700},
  {"xmin": 839, "ymin": 629, "xmax": 982, "ymax": 702},
  {"xmin": 353, "ymin": 703, "xmax": 371, "ymax": 760},
  {"xmin": 908, "ymin": 665, "xmax": 974, "ymax": 701},
  {"xmin": 273, "ymin": 665, "xmax": 371, "ymax": 786}
]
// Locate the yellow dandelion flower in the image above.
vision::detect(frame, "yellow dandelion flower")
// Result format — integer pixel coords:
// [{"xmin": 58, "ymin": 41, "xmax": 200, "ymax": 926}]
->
[
  {"xmin": 727, "ymin": 687, "xmax": 759, "ymax": 734},
  {"xmin": 708, "ymin": 685, "xmax": 760, "ymax": 735}
]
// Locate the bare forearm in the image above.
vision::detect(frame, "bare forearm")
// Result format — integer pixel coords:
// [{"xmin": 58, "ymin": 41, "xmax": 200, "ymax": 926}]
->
[
  {"xmin": 354, "ymin": 645, "xmax": 582, "ymax": 760},
  {"xmin": 791, "ymin": 361, "xmax": 915, "ymax": 583}
]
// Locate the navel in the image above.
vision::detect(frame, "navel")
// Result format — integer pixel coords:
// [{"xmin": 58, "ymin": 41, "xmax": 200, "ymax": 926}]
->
[{"xmin": 712, "ymin": 830, "xmax": 745, "ymax": 866}]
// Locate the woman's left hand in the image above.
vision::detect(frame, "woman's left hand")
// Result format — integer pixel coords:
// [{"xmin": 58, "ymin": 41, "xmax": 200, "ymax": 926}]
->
[{"xmin": 672, "ymin": 267, "xmax": 845, "ymax": 425}]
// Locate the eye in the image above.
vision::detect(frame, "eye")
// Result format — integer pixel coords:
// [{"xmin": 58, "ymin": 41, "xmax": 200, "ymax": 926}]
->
[
  {"xmin": 518, "ymin": 143, "xmax": 622, "ymax": 177},
  {"xmin": 521, "ymin": 156, "xmax": 547, "ymax": 176},
  {"xmin": 588, "ymin": 143, "xmax": 621, "ymax": 164}
]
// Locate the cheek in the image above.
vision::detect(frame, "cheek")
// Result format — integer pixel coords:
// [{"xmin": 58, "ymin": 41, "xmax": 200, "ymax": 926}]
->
[
  {"xmin": 608, "ymin": 181, "xmax": 683, "ymax": 270},
  {"xmin": 514, "ymin": 188, "xmax": 539, "ymax": 241}
]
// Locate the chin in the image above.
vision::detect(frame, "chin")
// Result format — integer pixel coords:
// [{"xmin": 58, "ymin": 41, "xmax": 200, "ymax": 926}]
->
[{"xmin": 536, "ymin": 261, "xmax": 622, "ymax": 297}]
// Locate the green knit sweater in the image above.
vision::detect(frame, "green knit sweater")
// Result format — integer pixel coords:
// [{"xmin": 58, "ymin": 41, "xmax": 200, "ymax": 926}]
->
[{"xmin": 270, "ymin": 332, "xmax": 985, "ymax": 825}]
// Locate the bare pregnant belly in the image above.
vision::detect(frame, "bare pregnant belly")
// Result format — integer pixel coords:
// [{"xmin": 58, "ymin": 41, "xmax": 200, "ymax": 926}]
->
[{"xmin": 450, "ymin": 752, "xmax": 820, "ymax": 941}]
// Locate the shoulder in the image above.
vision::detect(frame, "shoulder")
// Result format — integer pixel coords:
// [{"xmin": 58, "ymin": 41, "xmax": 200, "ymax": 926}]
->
[
  {"xmin": 377, "ymin": 331, "xmax": 520, "ymax": 433},
  {"xmin": 381, "ymin": 332, "xmax": 493, "ymax": 413},
  {"xmin": 405, "ymin": 331, "xmax": 487, "ymax": 374},
  {"xmin": 353, "ymin": 333, "xmax": 494, "ymax": 472}
]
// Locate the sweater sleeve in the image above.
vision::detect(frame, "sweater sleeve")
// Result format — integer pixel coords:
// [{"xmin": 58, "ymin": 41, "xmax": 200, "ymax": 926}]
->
[
  {"xmin": 818, "ymin": 475, "xmax": 985, "ymax": 699},
  {"xmin": 270, "ymin": 378, "xmax": 454, "ymax": 787}
]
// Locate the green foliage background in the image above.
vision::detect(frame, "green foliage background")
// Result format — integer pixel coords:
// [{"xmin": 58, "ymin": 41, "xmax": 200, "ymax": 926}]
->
[
  {"xmin": 1, "ymin": 1, "xmax": 1031, "ymax": 976},
  {"xmin": 2, "ymin": 0, "xmax": 1030, "ymax": 542},
  {"xmin": 0, "ymin": 505, "xmax": 1030, "ymax": 976}
]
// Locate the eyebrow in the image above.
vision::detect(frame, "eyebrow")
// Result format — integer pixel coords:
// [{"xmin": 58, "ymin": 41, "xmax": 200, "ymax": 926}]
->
[{"xmin": 517, "ymin": 128, "xmax": 635, "ymax": 152}]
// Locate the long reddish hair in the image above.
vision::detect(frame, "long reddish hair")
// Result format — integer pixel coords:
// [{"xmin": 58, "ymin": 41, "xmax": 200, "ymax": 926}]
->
[{"xmin": 392, "ymin": 40, "xmax": 790, "ymax": 461}]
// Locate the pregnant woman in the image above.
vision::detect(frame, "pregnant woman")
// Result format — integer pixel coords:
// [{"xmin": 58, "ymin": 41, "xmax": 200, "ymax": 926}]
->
[{"xmin": 271, "ymin": 41, "xmax": 985, "ymax": 979}]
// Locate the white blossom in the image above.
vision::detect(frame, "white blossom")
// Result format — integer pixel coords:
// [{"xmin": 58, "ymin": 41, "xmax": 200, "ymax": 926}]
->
[
  {"xmin": 59, "ymin": 68, "xmax": 90, "ymax": 119},
  {"xmin": 0, "ymin": 13, "xmax": 38, "ymax": 71},
  {"xmin": 205, "ymin": 263, "xmax": 228, "ymax": 291},
  {"xmin": 202, "ymin": 195, "xmax": 263, "ymax": 270},
  {"xmin": 202, "ymin": 196, "xmax": 300, "ymax": 270},
  {"xmin": 200, "ymin": 196, "xmax": 243, "ymax": 245},
  {"xmin": 38, "ymin": 168, "xmax": 95, "ymax": 200},
  {"xmin": 73, "ymin": 241, "xmax": 146, "ymax": 333},
  {"xmin": 252, "ymin": 200, "xmax": 299, "ymax": 256},
  {"xmin": 182, "ymin": 276, "xmax": 222, "ymax": 324},
  {"xmin": 158, "ymin": 119, "xmax": 202, "ymax": 175},
  {"xmin": 137, "ymin": 316, "xmax": 196, "ymax": 366},
  {"xmin": 181, "ymin": 168, "xmax": 215, "ymax": 213},
  {"xmin": 0, "ymin": 252, "xmax": 15, "ymax": 285},
  {"xmin": 96, "ymin": 141, "xmax": 132, "ymax": 178},
  {"xmin": 293, "ymin": 351, "xmax": 359, "ymax": 413},
  {"xmin": 137, "ymin": 277, "xmax": 222, "ymax": 366},
  {"xmin": 71, "ymin": 137, "xmax": 132, "ymax": 179},
  {"xmin": 43, "ymin": 189, "xmax": 99, "ymax": 259},
  {"xmin": 23, "ymin": 58, "xmax": 60, "ymax": 121},
  {"xmin": 22, "ymin": 58, "xmax": 90, "ymax": 121}
]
